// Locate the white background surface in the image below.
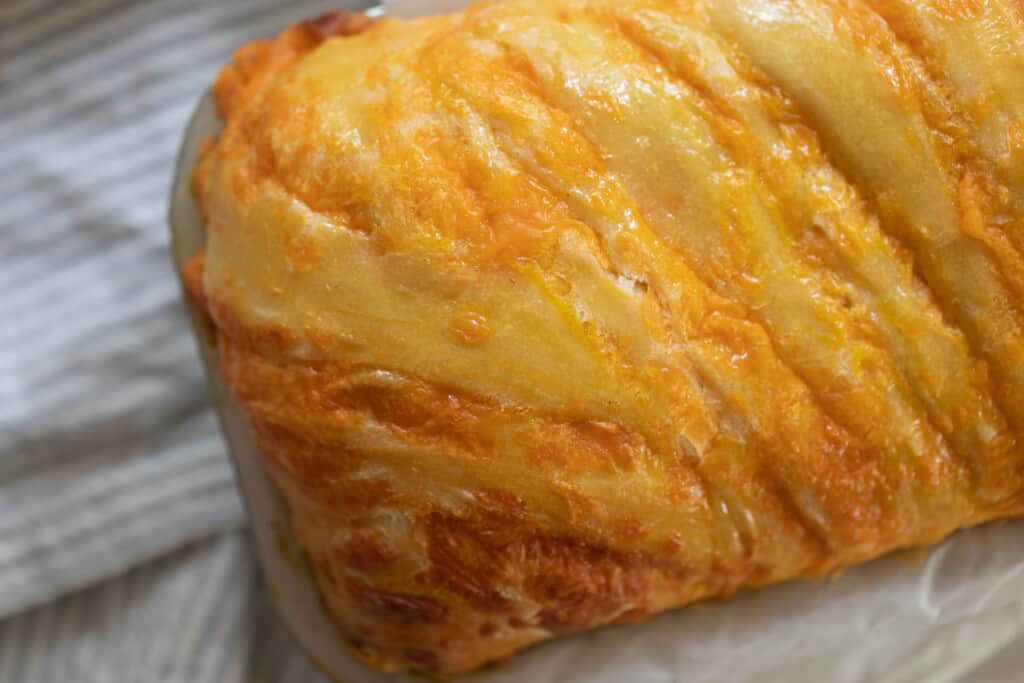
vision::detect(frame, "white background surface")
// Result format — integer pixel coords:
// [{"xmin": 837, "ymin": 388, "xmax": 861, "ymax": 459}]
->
[{"xmin": 0, "ymin": 1, "xmax": 359, "ymax": 680}]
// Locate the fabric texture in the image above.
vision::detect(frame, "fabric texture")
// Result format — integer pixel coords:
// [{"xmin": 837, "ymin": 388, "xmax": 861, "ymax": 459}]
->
[
  {"xmin": 0, "ymin": 0, "xmax": 370, "ymax": 679},
  {"xmin": 0, "ymin": 534, "xmax": 325, "ymax": 683}
]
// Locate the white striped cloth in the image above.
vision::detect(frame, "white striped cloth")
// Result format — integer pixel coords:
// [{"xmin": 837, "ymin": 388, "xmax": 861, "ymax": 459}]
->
[
  {"xmin": 0, "ymin": 534, "xmax": 324, "ymax": 683},
  {"xmin": 0, "ymin": 0, "xmax": 372, "ymax": 679}
]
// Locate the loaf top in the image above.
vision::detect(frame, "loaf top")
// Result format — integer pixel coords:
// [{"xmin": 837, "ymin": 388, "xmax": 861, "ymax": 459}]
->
[{"xmin": 189, "ymin": 1, "xmax": 1024, "ymax": 673}]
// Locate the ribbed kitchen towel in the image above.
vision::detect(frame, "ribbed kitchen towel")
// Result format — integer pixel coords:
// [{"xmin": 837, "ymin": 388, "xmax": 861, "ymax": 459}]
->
[
  {"xmin": 0, "ymin": 532, "xmax": 328, "ymax": 683},
  {"xmin": 0, "ymin": 0, "xmax": 371, "ymax": 628}
]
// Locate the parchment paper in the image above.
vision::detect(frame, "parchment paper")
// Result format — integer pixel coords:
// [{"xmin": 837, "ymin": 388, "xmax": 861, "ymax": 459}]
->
[{"xmin": 170, "ymin": 2, "xmax": 1024, "ymax": 680}]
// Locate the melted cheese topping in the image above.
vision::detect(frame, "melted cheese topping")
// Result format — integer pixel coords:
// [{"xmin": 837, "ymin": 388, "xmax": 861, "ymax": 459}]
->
[{"xmin": 192, "ymin": 1, "xmax": 1024, "ymax": 673}]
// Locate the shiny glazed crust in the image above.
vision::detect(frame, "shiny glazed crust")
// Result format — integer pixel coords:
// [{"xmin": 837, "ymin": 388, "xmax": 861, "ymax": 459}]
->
[{"xmin": 187, "ymin": 1, "xmax": 1024, "ymax": 674}]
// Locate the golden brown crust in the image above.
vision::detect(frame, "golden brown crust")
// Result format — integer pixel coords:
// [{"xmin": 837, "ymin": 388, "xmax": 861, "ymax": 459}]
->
[
  {"xmin": 188, "ymin": 1, "xmax": 1024, "ymax": 674},
  {"xmin": 179, "ymin": 252, "xmax": 207, "ymax": 313},
  {"xmin": 211, "ymin": 11, "xmax": 373, "ymax": 120}
]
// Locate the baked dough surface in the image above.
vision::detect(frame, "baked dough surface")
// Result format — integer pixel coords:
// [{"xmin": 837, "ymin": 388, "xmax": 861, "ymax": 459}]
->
[{"xmin": 188, "ymin": 1, "xmax": 1024, "ymax": 673}]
